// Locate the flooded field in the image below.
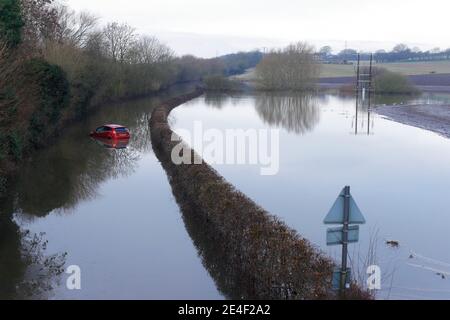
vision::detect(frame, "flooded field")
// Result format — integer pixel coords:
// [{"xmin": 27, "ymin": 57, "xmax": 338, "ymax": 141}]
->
[{"xmin": 1, "ymin": 90, "xmax": 450, "ymax": 299}]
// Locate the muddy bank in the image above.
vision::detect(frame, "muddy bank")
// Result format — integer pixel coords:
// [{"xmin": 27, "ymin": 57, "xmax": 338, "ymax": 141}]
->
[
  {"xmin": 374, "ymin": 104, "xmax": 450, "ymax": 139},
  {"xmin": 149, "ymin": 90, "xmax": 370, "ymax": 299}
]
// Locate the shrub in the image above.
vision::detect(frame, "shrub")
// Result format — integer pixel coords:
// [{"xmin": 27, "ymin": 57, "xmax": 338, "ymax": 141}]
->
[
  {"xmin": 255, "ymin": 42, "xmax": 319, "ymax": 91},
  {"xmin": 0, "ymin": 0, "xmax": 24, "ymax": 47},
  {"xmin": 203, "ymin": 75, "xmax": 241, "ymax": 91},
  {"xmin": 0, "ymin": 174, "xmax": 6, "ymax": 196},
  {"xmin": 24, "ymin": 58, "xmax": 70, "ymax": 147},
  {"xmin": 373, "ymin": 68, "xmax": 419, "ymax": 94},
  {"xmin": 8, "ymin": 131, "xmax": 23, "ymax": 161}
]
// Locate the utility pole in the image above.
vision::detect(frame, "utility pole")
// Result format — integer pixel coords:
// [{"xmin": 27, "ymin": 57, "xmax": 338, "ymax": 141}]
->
[{"xmin": 356, "ymin": 53, "xmax": 361, "ymax": 92}]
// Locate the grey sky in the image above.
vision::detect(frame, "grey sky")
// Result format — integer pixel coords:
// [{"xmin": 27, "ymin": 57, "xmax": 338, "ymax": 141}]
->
[{"xmin": 65, "ymin": 0, "xmax": 450, "ymax": 57}]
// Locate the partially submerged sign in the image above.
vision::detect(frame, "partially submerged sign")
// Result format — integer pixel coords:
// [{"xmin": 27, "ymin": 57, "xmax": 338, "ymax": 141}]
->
[
  {"xmin": 323, "ymin": 188, "xmax": 366, "ymax": 225},
  {"xmin": 327, "ymin": 225, "xmax": 359, "ymax": 246},
  {"xmin": 324, "ymin": 186, "xmax": 366, "ymax": 293}
]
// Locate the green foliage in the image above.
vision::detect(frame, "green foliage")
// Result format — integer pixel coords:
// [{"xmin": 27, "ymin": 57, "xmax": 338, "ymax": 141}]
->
[
  {"xmin": 0, "ymin": 0, "xmax": 261, "ymax": 181},
  {"xmin": 0, "ymin": 87, "xmax": 18, "ymax": 122},
  {"xmin": 373, "ymin": 68, "xmax": 420, "ymax": 94},
  {"xmin": 203, "ymin": 75, "xmax": 241, "ymax": 91},
  {"xmin": 174, "ymin": 51, "xmax": 262, "ymax": 84},
  {"xmin": 7, "ymin": 130, "xmax": 23, "ymax": 161},
  {"xmin": 24, "ymin": 58, "xmax": 70, "ymax": 147},
  {"xmin": 70, "ymin": 61, "xmax": 104, "ymax": 118},
  {"xmin": 0, "ymin": 174, "xmax": 6, "ymax": 195},
  {"xmin": 219, "ymin": 51, "xmax": 263, "ymax": 76},
  {"xmin": 26, "ymin": 59, "xmax": 70, "ymax": 120},
  {"xmin": 0, "ymin": 0, "xmax": 24, "ymax": 47}
]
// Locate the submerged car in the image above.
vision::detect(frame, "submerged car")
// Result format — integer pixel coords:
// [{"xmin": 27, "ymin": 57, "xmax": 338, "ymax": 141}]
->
[{"xmin": 90, "ymin": 124, "xmax": 130, "ymax": 139}]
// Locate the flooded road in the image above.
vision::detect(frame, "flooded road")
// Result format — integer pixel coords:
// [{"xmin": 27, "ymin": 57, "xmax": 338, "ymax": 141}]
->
[
  {"xmin": 171, "ymin": 92, "xmax": 450, "ymax": 300},
  {"xmin": 2, "ymin": 89, "xmax": 450, "ymax": 299},
  {"xmin": 0, "ymin": 86, "xmax": 222, "ymax": 299}
]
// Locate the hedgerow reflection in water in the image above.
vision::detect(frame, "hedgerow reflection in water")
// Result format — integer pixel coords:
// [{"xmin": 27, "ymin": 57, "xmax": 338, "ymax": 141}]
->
[
  {"xmin": 0, "ymin": 215, "xmax": 67, "ymax": 299},
  {"xmin": 0, "ymin": 100, "xmax": 149, "ymax": 298},
  {"xmin": 13, "ymin": 101, "xmax": 155, "ymax": 217}
]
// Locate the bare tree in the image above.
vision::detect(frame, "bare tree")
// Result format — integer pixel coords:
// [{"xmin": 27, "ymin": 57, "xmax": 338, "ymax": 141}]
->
[
  {"xmin": 102, "ymin": 22, "xmax": 136, "ymax": 63},
  {"xmin": 255, "ymin": 42, "xmax": 319, "ymax": 90},
  {"xmin": 392, "ymin": 43, "xmax": 409, "ymax": 53},
  {"xmin": 127, "ymin": 35, "xmax": 174, "ymax": 65},
  {"xmin": 19, "ymin": 0, "xmax": 59, "ymax": 47},
  {"xmin": 84, "ymin": 31, "xmax": 107, "ymax": 57},
  {"xmin": 54, "ymin": 5, "xmax": 98, "ymax": 48},
  {"xmin": 319, "ymin": 45, "xmax": 332, "ymax": 57}
]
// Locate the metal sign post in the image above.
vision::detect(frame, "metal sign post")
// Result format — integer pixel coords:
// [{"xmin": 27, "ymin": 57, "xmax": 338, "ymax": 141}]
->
[
  {"xmin": 340, "ymin": 186, "xmax": 350, "ymax": 294},
  {"xmin": 324, "ymin": 186, "xmax": 366, "ymax": 295}
]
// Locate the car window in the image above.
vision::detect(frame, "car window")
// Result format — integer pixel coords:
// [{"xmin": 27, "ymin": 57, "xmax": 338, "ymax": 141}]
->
[
  {"xmin": 115, "ymin": 127, "xmax": 129, "ymax": 133},
  {"xmin": 96, "ymin": 126, "xmax": 113, "ymax": 133}
]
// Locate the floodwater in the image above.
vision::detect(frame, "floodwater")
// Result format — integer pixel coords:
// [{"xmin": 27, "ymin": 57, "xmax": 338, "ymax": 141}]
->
[{"xmin": 1, "ymin": 89, "xmax": 450, "ymax": 300}]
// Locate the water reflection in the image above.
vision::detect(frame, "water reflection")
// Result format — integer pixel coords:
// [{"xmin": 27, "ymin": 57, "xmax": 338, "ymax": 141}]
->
[
  {"xmin": 352, "ymin": 92, "xmax": 375, "ymax": 135},
  {"xmin": 254, "ymin": 93, "xmax": 320, "ymax": 134},
  {"xmin": 154, "ymin": 140, "xmax": 332, "ymax": 300},
  {"xmin": 373, "ymin": 92, "xmax": 450, "ymax": 106},
  {"xmin": 203, "ymin": 92, "xmax": 320, "ymax": 134},
  {"xmin": 204, "ymin": 93, "xmax": 243, "ymax": 109},
  {"xmin": 0, "ymin": 210, "xmax": 66, "ymax": 299},
  {"xmin": 14, "ymin": 136, "xmax": 140, "ymax": 217},
  {"xmin": 11, "ymin": 96, "xmax": 171, "ymax": 218},
  {"xmin": 0, "ymin": 85, "xmax": 196, "ymax": 299},
  {"xmin": 92, "ymin": 137, "xmax": 130, "ymax": 149}
]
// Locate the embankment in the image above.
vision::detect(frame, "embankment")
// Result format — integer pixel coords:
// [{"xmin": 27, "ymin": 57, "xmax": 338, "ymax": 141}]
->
[{"xmin": 149, "ymin": 89, "xmax": 370, "ymax": 299}]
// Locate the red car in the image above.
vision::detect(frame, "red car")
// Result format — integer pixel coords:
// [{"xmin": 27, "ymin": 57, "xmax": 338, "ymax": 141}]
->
[{"xmin": 90, "ymin": 124, "xmax": 130, "ymax": 140}]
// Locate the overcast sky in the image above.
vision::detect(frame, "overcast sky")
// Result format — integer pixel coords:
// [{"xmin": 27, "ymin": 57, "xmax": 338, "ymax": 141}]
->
[{"xmin": 65, "ymin": 0, "xmax": 450, "ymax": 57}]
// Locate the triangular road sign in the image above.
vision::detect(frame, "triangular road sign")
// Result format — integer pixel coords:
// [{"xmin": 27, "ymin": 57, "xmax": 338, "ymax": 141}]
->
[{"xmin": 324, "ymin": 187, "xmax": 366, "ymax": 225}]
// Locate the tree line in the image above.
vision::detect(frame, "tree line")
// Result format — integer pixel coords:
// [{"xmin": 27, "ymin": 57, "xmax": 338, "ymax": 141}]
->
[
  {"xmin": 318, "ymin": 44, "xmax": 450, "ymax": 63},
  {"xmin": 0, "ymin": 0, "xmax": 261, "ymax": 193}
]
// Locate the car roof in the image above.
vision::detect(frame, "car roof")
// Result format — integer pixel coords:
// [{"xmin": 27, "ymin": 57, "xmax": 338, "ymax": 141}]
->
[{"xmin": 104, "ymin": 124, "xmax": 127, "ymax": 128}]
